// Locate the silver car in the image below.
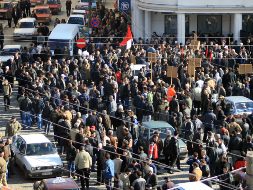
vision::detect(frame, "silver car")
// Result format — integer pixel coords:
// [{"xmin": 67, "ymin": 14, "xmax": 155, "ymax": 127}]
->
[
  {"xmin": 216, "ymin": 96, "xmax": 253, "ymax": 121},
  {"xmin": 11, "ymin": 134, "xmax": 63, "ymax": 179}
]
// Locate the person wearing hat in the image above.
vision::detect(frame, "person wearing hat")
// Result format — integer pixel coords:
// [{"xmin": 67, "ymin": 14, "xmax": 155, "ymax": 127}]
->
[
  {"xmin": 2, "ymin": 79, "xmax": 12, "ymax": 111},
  {"xmin": 5, "ymin": 116, "xmax": 21, "ymax": 138}
]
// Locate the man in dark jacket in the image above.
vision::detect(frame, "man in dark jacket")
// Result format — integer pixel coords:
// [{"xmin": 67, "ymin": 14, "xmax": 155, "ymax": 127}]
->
[
  {"xmin": 202, "ymin": 108, "xmax": 217, "ymax": 142},
  {"xmin": 66, "ymin": 140, "xmax": 77, "ymax": 178},
  {"xmin": 144, "ymin": 167, "xmax": 158, "ymax": 190},
  {"xmin": 32, "ymin": 95, "xmax": 45, "ymax": 130},
  {"xmin": 42, "ymin": 100, "xmax": 53, "ymax": 134}
]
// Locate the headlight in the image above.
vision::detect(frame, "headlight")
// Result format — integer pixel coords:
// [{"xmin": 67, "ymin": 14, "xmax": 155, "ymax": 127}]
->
[
  {"xmin": 36, "ymin": 167, "xmax": 41, "ymax": 170},
  {"xmin": 31, "ymin": 167, "xmax": 36, "ymax": 171}
]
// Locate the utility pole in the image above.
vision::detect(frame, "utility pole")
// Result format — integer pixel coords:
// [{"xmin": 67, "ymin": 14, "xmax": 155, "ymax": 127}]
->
[
  {"xmin": 88, "ymin": 0, "xmax": 92, "ymax": 41},
  {"xmin": 246, "ymin": 151, "xmax": 253, "ymax": 189}
]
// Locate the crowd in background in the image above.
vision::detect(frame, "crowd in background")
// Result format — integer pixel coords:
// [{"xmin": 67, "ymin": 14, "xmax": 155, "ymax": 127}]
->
[{"xmin": 0, "ymin": 1, "xmax": 253, "ymax": 190}]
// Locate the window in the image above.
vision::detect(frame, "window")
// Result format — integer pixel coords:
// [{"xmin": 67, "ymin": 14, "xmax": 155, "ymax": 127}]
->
[
  {"xmin": 165, "ymin": 15, "xmax": 189, "ymax": 36},
  {"xmin": 197, "ymin": 15, "xmax": 222, "ymax": 35},
  {"xmin": 18, "ymin": 22, "xmax": 34, "ymax": 28},
  {"xmin": 26, "ymin": 143, "xmax": 56, "ymax": 156},
  {"xmin": 243, "ymin": 15, "xmax": 253, "ymax": 34},
  {"xmin": 165, "ymin": 15, "xmax": 177, "ymax": 35}
]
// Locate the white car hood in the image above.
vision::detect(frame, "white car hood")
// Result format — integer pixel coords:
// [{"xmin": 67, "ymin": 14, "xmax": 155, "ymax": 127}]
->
[
  {"xmin": 24, "ymin": 154, "xmax": 62, "ymax": 167},
  {"xmin": 14, "ymin": 28, "xmax": 36, "ymax": 34},
  {"xmin": 0, "ymin": 55, "xmax": 12, "ymax": 62}
]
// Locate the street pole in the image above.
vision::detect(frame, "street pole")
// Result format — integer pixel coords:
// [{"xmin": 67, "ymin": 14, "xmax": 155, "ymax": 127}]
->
[
  {"xmin": 246, "ymin": 151, "xmax": 253, "ymax": 189},
  {"xmin": 88, "ymin": 0, "xmax": 92, "ymax": 41}
]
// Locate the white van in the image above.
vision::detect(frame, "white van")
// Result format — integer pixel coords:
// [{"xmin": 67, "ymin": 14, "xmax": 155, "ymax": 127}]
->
[{"xmin": 48, "ymin": 24, "xmax": 80, "ymax": 56}]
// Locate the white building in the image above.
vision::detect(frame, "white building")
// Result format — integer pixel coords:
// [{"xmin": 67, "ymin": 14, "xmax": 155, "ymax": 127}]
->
[{"xmin": 132, "ymin": 0, "xmax": 253, "ymax": 44}]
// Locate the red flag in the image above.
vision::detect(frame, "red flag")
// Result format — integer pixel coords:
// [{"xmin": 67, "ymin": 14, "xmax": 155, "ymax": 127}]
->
[
  {"xmin": 119, "ymin": 25, "xmax": 133, "ymax": 49},
  {"xmin": 205, "ymin": 45, "xmax": 208, "ymax": 57}
]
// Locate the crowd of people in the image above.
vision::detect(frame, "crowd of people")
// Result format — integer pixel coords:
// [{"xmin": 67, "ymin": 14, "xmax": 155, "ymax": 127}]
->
[{"xmin": 0, "ymin": 1, "xmax": 252, "ymax": 190}]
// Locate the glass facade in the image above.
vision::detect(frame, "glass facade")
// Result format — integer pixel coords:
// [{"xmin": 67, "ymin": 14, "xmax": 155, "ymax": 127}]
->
[{"xmin": 197, "ymin": 15, "xmax": 222, "ymax": 35}]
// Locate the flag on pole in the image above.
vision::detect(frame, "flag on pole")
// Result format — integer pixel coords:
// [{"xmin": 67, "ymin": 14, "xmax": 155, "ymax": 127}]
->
[{"xmin": 119, "ymin": 25, "xmax": 133, "ymax": 49}]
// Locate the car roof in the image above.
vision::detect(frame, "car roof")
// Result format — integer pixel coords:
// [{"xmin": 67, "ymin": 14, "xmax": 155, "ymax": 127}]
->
[
  {"xmin": 19, "ymin": 134, "xmax": 51, "ymax": 144},
  {"xmin": 142, "ymin": 120, "xmax": 173, "ymax": 129},
  {"xmin": 224, "ymin": 96, "xmax": 253, "ymax": 103},
  {"xmin": 49, "ymin": 24, "xmax": 79, "ymax": 40},
  {"xmin": 3, "ymin": 45, "xmax": 22, "ymax": 49},
  {"xmin": 69, "ymin": 14, "xmax": 84, "ymax": 18},
  {"xmin": 19, "ymin": 17, "xmax": 36, "ymax": 22},
  {"xmin": 44, "ymin": 177, "xmax": 79, "ymax": 189},
  {"xmin": 34, "ymin": 5, "xmax": 50, "ymax": 9}
]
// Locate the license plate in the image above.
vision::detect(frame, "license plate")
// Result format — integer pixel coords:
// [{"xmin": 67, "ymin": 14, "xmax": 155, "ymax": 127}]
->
[{"xmin": 42, "ymin": 172, "xmax": 52, "ymax": 175}]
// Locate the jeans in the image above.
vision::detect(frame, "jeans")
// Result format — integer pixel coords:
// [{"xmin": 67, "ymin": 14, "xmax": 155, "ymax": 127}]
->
[
  {"xmin": 67, "ymin": 161, "xmax": 75, "ymax": 177},
  {"xmin": 21, "ymin": 112, "xmax": 31, "ymax": 129},
  {"xmin": 43, "ymin": 120, "xmax": 52, "ymax": 134},
  {"xmin": 105, "ymin": 178, "xmax": 113, "ymax": 190},
  {"xmin": 3, "ymin": 95, "xmax": 10, "ymax": 110},
  {"xmin": 37, "ymin": 113, "xmax": 42, "ymax": 129}
]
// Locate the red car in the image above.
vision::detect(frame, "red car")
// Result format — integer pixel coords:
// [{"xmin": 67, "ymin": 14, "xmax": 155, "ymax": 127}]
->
[
  {"xmin": 47, "ymin": 0, "xmax": 61, "ymax": 15},
  {"xmin": 33, "ymin": 177, "xmax": 80, "ymax": 190},
  {"xmin": 31, "ymin": 0, "xmax": 44, "ymax": 7},
  {"xmin": 0, "ymin": 1, "xmax": 15, "ymax": 19}
]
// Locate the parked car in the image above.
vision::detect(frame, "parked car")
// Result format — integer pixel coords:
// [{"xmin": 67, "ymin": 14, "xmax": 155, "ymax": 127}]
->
[
  {"xmin": 0, "ymin": 1, "xmax": 15, "ymax": 19},
  {"xmin": 11, "ymin": 134, "xmax": 63, "ymax": 179},
  {"xmin": 76, "ymin": 0, "xmax": 97, "ymax": 10},
  {"xmin": 34, "ymin": 5, "xmax": 52, "ymax": 24},
  {"xmin": 216, "ymin": 96, "xmax": 253, "ymax": 121},
  {"xmin": 13, "ymin": 17, "xmax": 38, "ymax": 40},
  {"xmin": 31, "ymin": 0, "xmax": 44, "ymax": 7},
  {"xmin": 47, "ymin": 0, "xmax": 61, "ymax": 14},
  {"xmin": 67, "ymin": 14, "xmax": 85, "ymax": 26},
  {"xmin": 142, "ymin": 120, "xmax": 188, "ymax": 159},
  {"xmin": 33, "ymin": 177, "xmax": 80, "ymax": 190},
  {"xmin": 0, "ymin": 45, "xmax": 22, "ymax": 63},
  {"xmin": 72, "ymin": 7, "xmax": 87, "ymax": 16}
]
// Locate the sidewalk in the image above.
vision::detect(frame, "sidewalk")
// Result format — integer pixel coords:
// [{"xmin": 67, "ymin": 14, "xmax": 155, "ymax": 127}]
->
[{"xmin": 0, "ymin": 19, "xmax": 8, "ymax": 29}]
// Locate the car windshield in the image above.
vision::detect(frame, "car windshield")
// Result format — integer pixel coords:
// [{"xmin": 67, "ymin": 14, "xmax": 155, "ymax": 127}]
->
[
  {"xmin": 47, "ymin": 0, "xmax": 59, "ymax": 4},
  {"xmin": 19, "ymin": 22, "xmax": 34, "ymax": 28},
  {"xmin": 0, "ymin": 3, "xmax": 10, "ymax": 9},
  {"xmin": 143, "ymin": 127, "xmax": 174, "ymax": 140},
  {"xmin": 235, "ymin": 102, "xmax": 253, "ymax": 113},
  {"xmin": 36, "ymin": 8, "xmax": 50, "ymax": 14},
  {"xmin": 68, "ymin": 17, "xmax": 84, "ymax": 25},
  {"xmin": 80, "ymin": 0, "xmax": 96, "ymax": 3},
  {"xmin": 0, "ymin": 48, "xmax": 19, "ymax": 56},
  {"xmin": 26, "ymin": 143, "xmax": 56, "ymax": 155}
]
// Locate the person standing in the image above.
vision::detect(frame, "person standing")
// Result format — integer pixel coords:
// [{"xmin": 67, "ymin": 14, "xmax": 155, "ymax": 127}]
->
[
  {"xmin": 12, "ymin": 6, "xmax": 21, "ymax": 28},
  {"xmin": 66, "ymin": 0, "xmax": 72, "ymax": 17},
  {"xmin": 5, "ymin": 116, "xmax": 22, "ymax": 138},
  {"xmin": 75, "ymin": 146, "xmax": 92, "ymax": 190},
  {"xmin": 0, "ymin": 29, "xmax": 4, "ymax": 49},
  {"xmin": 25, "ymin": 0, "xmax": 31, "ymax": 17},
  {"xmin": 2, "ymin": 80, "xmax": 12, "ymax": 111},
  {"xmin": 6, "ymin": 9, "xmax": 12, "ymax": 28},
  {"xmin": 32, "ymin": 94, "xmax": 45, "ymax": 130},
  {"xmin": 104, "ymin": 153, "xmax": 114, "ymax": 190},
  {"xmin": 66, "ymin": 140, "xmax": 77, "ymax": 178},
  {"xmin": 0, "ymin": 150, "xmax": 7, "ymax": 187}
]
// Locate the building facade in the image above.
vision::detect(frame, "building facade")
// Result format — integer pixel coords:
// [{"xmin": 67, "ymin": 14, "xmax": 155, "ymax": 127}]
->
[{"xmin": 132, "ymin": 0, "xmax": 253, "ymax": 44}]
